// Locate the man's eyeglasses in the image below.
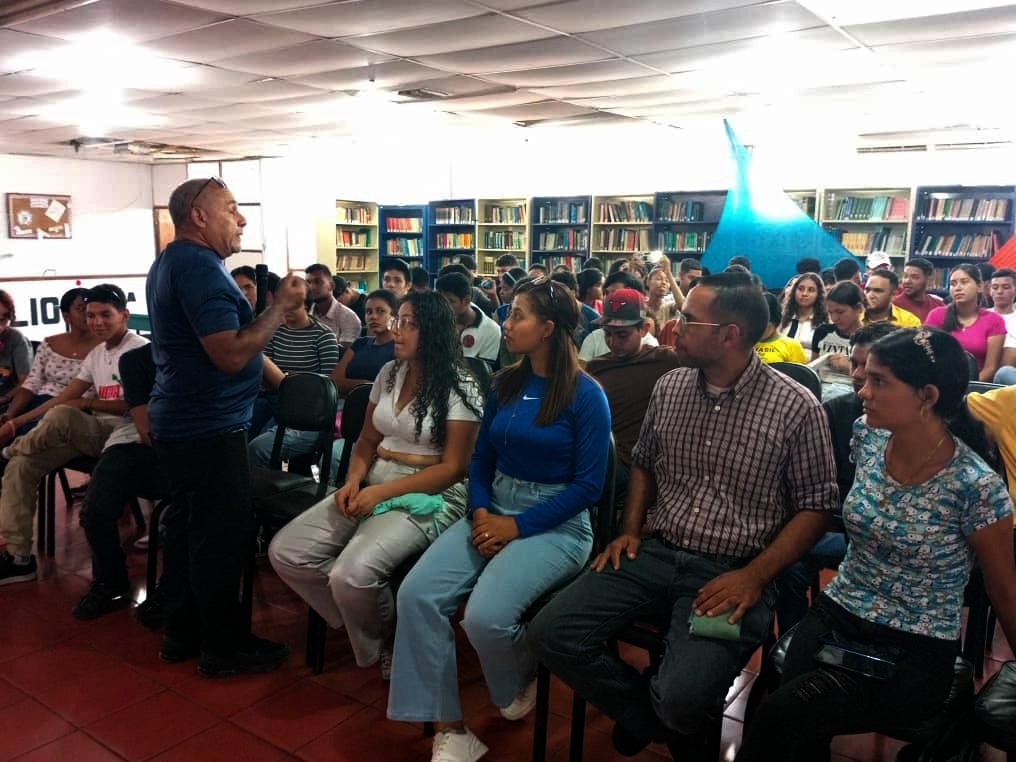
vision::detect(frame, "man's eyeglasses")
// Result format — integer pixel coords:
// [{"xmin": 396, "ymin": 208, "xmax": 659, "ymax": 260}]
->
[
  {"xmin": 388, "ymin": 316, "xmax": 419, "ymax": 332},
  {"xmin": 191, "ymin": 176, "xmax": 227, "ymax": 209},
  {"xmin": 674, "ymin": 311, "xmax": 724, "ymax": 332}
]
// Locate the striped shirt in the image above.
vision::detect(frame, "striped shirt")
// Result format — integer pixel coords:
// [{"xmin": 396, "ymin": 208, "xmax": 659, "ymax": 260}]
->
[
  {"xmin": 632, "ymin": 353, "xmax": 838, "ymax": 558},
  {"xmin": 265, "ymin": 320, "xmax": 340, "ymax": 375}
]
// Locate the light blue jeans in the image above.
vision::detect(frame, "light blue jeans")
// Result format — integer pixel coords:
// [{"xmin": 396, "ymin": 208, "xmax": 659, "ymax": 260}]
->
[
  {"xmin": 994, "ymin": 366, "xmax": 1016, "ymax": 385},
  {"xmin": 387, "ymin": 471, "xmax": 593, "ymax": 723}
]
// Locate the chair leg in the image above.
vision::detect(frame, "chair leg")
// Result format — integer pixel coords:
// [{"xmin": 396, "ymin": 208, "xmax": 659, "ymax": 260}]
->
[
  {"xmin": 568, "ymin": 693, "xmax": 586, "ymax": 762},
  {"xmin": 305, "ymin": 608, "xmax": 327, "ymax": 674},
  {"xmin": 129, "ymin": 498, "xmax": 146, "ymax": 536},
  {"xmin": 531, "ymin": 663, "xmax": 552, "ymax": 762},
  {"xmin": 46, "ymin": 470, "xmax": 57, "ymax": 557},
  {"xmin": 36, "ymin": 478, "xmax": 46, "ymax": 555},
  {"xmin": 57, "ymin": 468, "xmax": 72, "ymax": 506},
  {"xmin": 145, "ymin": 500, "xmax": 169, "ymax": 594},
  {"xmin": 240, "ymin": 523, "xmax": 257, "ymax": 635}
]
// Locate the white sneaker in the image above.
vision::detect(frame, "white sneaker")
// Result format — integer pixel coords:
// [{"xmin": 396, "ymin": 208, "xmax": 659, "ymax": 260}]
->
[
  {"xmin": 499, "ymin": 678, "xmax": 537, "ymax": 721},
  {"xmin": 431, "ymin": 729, "xmax": 488, "ymax": 762},
  {"xmin": 379, "ymin": 647, "xmax": 393, "ymax": 681}
]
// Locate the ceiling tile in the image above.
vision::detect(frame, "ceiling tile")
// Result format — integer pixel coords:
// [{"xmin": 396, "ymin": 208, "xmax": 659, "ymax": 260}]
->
[
  {"xmin": 417, "ymin": 36, "xmax": 608, "ymax": 74},
  {"xmin": 163, "ymin": 102, "xmax": 281, "ymax": 121},
  {"xmin": 145, "ymin": 19, "xmax": 319, "ymax": 64},
  {"xmin": 580, "ymin": 2, "xmax": 826, "ymax": 55},
  {"xmin": 213, "ymin": 39, "xmax": 386, "ymax": 76},
  {"xmin": 258, "ymin": 92, "xmax": 358, "ymax": 113},
  {"xmin": 0, "ymin": 72, "xmax": 69, "ymax": 97},
  {"xmin": 474, "ymin": 100, "xmax": 597, "ymax": 121},
  {"xmin": 293, "ymin": 60, "xmax": 448, "ymax": 91},
  {"xmin": 510, "ymin": 0, "xmax": 762, "ymax": 34},
  {"xmin": 127, "ymin": 93, "xmax": 231, "ymax": 113},
  {"xmin": 0, "ymin": 31, "xmax": 65, "ymax": 75},
  {"xmin": 529, "ymin": 74, "xmax": 683, "ymax": 99},
  {"xmin": 390, "ymin": 74, "xmax": 513, "ymax": 97},
  {"xmin": 254, "ymin": 0, "xmax": 485, "ymax": 37},
  {"xmin": 877, "ymin": 32, "xmax": 1016, "ymax": 65},
  {"xmin": 185, "ymin": 79, "xmax": 330, "ymax": 102},
  {"xmin": 351, "ymin": 14, "xmax": 554, "ymax": 57},
  {"xmin": 482, "ymin": 59, "xmax": 652, "ymax": 88},
  {"xmin": 436, "ymin": 90, "xmax": 545, "ymax": 111},
  {"xmin": 172, "ymin": 0, "xmax": 335, "ymax": 13},
  {"xmin": 174, "ymin": 63, "xmax": 260, "ymax": 91},
  {"xmin": 9, "ymin": 0, "xmax": 225, "ymax": 42},
  {"xmin": 845, "ymin": 5, "xmax": 1016, "ymax": 46}
]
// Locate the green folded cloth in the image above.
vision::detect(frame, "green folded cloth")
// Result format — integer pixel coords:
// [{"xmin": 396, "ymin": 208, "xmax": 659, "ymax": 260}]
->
[{"xmin": 371, "ymin": 492, "xmax": 444, "ymax": 517}]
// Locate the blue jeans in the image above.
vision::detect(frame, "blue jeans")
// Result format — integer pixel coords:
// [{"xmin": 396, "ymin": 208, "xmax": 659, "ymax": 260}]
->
[
  {"xmin": 387, "ymin": 471, "xmax": 593, "ymax": 723},
  {"xmin": 994, "ymin": 366, "xmax": 1016, "ymax": 385},
  {"xmin": 529, "ymin": 537, "xmax": 776, "ymax": 741}
]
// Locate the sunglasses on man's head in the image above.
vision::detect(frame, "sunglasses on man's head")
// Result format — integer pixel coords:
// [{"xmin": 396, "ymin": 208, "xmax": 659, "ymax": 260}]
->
[
  {"xmin": 190, "ymin": 176, "xmax": 227, "ymax": 208},
  {"xmin": 84, "ymin": 287, "xmax": 126, "ymax": 309}
]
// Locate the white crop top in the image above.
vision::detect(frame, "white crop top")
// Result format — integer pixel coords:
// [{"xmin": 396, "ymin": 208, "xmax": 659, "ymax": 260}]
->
[{"xmin": 369, "ymin": 361, "xmax": 482, "ymax": 456}]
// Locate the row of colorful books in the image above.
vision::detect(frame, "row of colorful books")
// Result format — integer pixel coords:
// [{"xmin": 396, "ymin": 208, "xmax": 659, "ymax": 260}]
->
[
  {"xmin": 830, "ymin": 227, "xmax": 905, "ymax": 256},
  {"xmin": 483, "ymin": 206, "xmax": 526, "ymax": 224},
  {"xmin": 433, "ymin": 232, "xmax": 473, "ymax": 249},
  {"xmin": 433, "ymin": 207, "xmax": 474, "ymax": 224},
  {"xmin": 595, "ymin": 200, "xmax": 652, "ymax": 223},
  {"xmin": 594, "ymin": 228, "xmax": 652, "ymax": 252},
  {"xmin": 826, "ymin": 195, "xmax": 909, "ymax": 222},
  {"xmin": 915, "ymin": 232, "xmax": 999, "ymax": 257},
  {"xmin": 481, "ymin": 231, "xmax": 526, "ymax": 250},
  {"xmin": 536, "ymin": 202, "xmax": 587, "ymax": 224},
  {"xmin": 384, "ymin": 217, "xmax": 422, "ymax": 232},
  {"xmin": 655, "ymin": 230, "xmax": 708, "ymax": 252},
  {"xmin": 657, "ymin": 199, "xmax": 705, "ymax": 222},
  {"xmin": 335, "ymin": 230, "xmax": 372, "ymax": 248},
  {"xmin": 385, "ymin": 239, "xmax": 421, "ymax": 255},
  {"xmin": 536, "ymin": 230, "xmax": 588, "ymax": 250},
  {"xmin": 335, "ymin": 254, "xmax": 372, "ymax": 271},
  {"xmin": 336, "ymin": 207, "xmax": 374, "ymax": 225},
  {"xmin": 920, "ymin": 197, "xmax": 1010, "ymax": 221}
]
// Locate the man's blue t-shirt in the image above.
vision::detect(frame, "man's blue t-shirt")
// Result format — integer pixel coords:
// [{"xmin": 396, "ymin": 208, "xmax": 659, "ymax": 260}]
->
[{"xmin": 147, "ymin": 239, "xmax": 259, "ymax": 440}]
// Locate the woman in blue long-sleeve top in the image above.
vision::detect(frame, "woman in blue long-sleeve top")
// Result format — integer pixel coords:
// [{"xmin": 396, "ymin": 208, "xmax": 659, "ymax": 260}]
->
[{"xmin": 388, "ymin": 277, "xmax": 611, "ymax": 762}]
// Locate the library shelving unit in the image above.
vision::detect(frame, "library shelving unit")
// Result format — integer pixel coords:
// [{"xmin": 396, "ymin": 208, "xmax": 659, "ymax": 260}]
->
[
  {"xmin": 652, "ymin": 190, "xmax": 727, "ymax": 268},
  {"xmin": 476, "ymin": 197, "xmax": 529, "ymax": 274},
  {"xmin": 591, "ymin": 193, "xmax": 654, "ymax": 259},
  {"xmin": 379, "ymin": 204, "xmax": 427, "ymax": 271},
  {"xmin": 786, "ymin": 189, "xmax": 818, "ymax": 220},
  {"xmin": 910, "ymin": 184, "xmax": 1015, "ymax": 287},
  {"xmin": 427, "ymin": 198, "xmax": 476, "ymax": 273},
  {"xmin": 318, "ymin": 199, "xmax": 379, "ymax": 291},
  {"xmin": 530, "ymin": 195, "xmax": 591, "ymax": 271},
  {"xmin": 820, "ymin": 188, "xmax": 911, "ymax": 262}
]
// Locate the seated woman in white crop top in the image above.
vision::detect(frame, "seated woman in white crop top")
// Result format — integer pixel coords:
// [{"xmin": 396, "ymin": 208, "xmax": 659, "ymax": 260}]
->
[{"xmin": 269, "ymin": 291, "xmax": 483, "ymax": 678}]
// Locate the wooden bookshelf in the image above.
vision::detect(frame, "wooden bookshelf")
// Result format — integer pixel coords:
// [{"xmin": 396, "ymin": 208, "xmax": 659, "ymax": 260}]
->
[
  {"xmin": 820, "ymin": 188, "xmax": 911, "ymax": 260},
  {"xmin": 476, "ymin": 197, "xmax": 529, "ymax": 274},
  {"xmin": 786, "ymin": 189, "xmax": 818, "ymax": 220},
  {"xmin": 530, "ymin": 195, "xmax": 591, "ymax": 265},
  {"xmin": 652, "ymin": 190, "xmax": 726, "ymax": 266},
  {"xmin": 910, "ymin": 185, "xmax": 1015, "ymax": 275},
  {"xmin": 317, "ymin": 199, "xmax": 379, "ymax": 291},
  {"xmin": 591, "ymin": 194, "xmax": 654, "ymax": 256},
  {"xmin": 379, "ymin": 204, "xmax": 427, "ymax": 269},
  {"xmin": 427, "ymin": 198, "xmax": 476, "ymax": 273}
]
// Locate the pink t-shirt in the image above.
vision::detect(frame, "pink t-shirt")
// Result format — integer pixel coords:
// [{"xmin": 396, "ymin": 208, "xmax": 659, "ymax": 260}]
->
[{"xmin": 924, "ymin": 307, "xmax": 1006, "ymax": 370}]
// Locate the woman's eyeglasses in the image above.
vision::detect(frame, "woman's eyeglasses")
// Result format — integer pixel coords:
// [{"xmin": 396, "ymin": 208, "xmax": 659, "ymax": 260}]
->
[{"xmin": 387, "ymin": 316, "xmax": 419, "ymax": 332}]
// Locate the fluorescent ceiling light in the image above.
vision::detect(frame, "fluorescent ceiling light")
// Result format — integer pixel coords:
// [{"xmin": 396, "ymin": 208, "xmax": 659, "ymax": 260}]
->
[{"xmin": 37, "ymin": 91, "xmax": 166, "ymax": 135}]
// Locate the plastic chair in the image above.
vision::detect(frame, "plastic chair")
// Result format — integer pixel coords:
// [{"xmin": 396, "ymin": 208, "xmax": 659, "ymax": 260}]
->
[
  {"xmin": 961, "ymin": 660, "xmax": 1016, "ymax": 762},
  {"xmin": 36, "ymin": 455, "xmax": 98, "ymax": 556},
  {"xmin": 966, "ymin": 352, "xmax": 980, "ymax": 381},
  {"xmin": 771, "ymin": 361, "xmax": 823, "ymax": 401},
  {"xmin": 968, "ymin": 381, "xmax": 1004, "ymax": 395},
  {"xmin": 242, "ymin": 372, "xmax": 339, "ymax": 628}
]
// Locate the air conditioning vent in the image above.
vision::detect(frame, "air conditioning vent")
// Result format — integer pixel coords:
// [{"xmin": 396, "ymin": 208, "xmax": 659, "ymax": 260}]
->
[{"xmin": 397, "ymin": 88, "xmax": 449, "ymax": 100}]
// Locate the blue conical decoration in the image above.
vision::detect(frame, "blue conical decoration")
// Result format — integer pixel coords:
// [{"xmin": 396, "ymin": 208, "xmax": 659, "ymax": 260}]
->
[{"xmin": 703, "ymin": 120, "xmax": 853, "ymax": 288}]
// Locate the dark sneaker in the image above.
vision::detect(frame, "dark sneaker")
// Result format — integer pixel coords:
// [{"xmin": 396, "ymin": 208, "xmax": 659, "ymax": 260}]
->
[
  {"xmin": 159, "ymin": 635, "xmax": 201, "ymax": 664},
  {"xmin": 0, "ymin": 552, "xmax": 37, "ymax": 586},
  {"xmin": 72, "ymin": 581, "xmax": 130, "ymax": 620},
  {"xmin": 198, "ymin": 635, "xmax": 291, "ymax": 678}
]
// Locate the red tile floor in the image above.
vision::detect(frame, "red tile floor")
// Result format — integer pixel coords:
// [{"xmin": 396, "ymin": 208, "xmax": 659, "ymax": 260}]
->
[{"xmin": 0, "ymin": 483, "xmax": 1011, "ymax": 761}]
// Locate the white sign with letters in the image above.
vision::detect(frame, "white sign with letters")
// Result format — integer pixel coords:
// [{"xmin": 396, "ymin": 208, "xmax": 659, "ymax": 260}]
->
[{"xmin": 6, "ymin": 277, "xmax": 148, "ymax": 343}]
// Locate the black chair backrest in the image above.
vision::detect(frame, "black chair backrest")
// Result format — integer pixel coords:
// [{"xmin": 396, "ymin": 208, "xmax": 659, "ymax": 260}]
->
[
  {"xmin": 463, "ymin": 356, "xmax": 492, "ymax": 397},
  {"xmin": 593, "ymin": 435, "xmax": 617, "ymax": 556},
  {"xmin": 269, "ymin": 372, "xmax": 338, "ymax": 487},
  {"xmin": 335, "ymin": 383, "xmax": 373, "ymax": 485},
  {"xmin": 965, "ymin": 352, "xmax": 979, "ymax": 381},
  {"xmin": 770, "ymin": 361, "xmax": 823, "ymax": 401},
  {"xmin": 968, "ymin": 381, "xmax": 1004, "ymax": 395}
]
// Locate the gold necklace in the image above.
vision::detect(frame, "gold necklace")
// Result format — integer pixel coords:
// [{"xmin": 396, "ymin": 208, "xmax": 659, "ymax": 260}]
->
[{"xmin": 889, "ymin": 433, "xmax": 948, "ymax": 484}]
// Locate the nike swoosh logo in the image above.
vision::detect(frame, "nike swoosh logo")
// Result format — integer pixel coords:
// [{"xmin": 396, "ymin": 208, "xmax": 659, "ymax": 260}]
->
[{"xmin": 522, "ymin": 394, "xmax": 541, "ymax": 401}]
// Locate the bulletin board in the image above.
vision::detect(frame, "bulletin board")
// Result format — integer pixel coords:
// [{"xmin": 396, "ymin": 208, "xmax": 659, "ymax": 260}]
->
[{"xmin": 6, "ymin": 193, "xmax": 72, "ymax": 239}]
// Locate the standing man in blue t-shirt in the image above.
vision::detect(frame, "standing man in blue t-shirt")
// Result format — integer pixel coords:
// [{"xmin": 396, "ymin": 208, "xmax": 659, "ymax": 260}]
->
[{"xmin": 147, "ymin": 177, "xmax": 305, "ymax": 677}]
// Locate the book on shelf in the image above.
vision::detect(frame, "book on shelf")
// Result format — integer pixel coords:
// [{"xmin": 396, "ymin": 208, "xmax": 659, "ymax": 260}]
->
[
  {"xmin": 335, "ymin": 254, "xmax": 370, "ymax": 270},
  {"xmin": 385, "ymin": 217, "xmax": 422, "ymax": 232},
  {"xmin": 337, "ymin": 206, "xmax": 373, "ymax": 224},
  {"xmin": 656, "ymin": 230, "xmax": 709, "ymax": 253},
  {"xmin": 484, "ymin": 205, "xmax": 526, "ymax": 224},
  {"xmin": 477, "ymin": 254, "xmax": 519, "ymax": 275},
  {"xmin": 481, "ymin": 231, "xmax": 525, "ymax": 250},
  {"xmin": 547, "ymin": 255, "xmax": 582, "ymax": 271},
  {"xmin": 657, "ymin": 199, "xmax": 704, "ymax": 222},
  {"xmin": 434, "ymin": 232, "xmax": 474, "ymax": 249},
  {"xmin": 828, "ymin": 195, "xmax": 908, "ymax": 222},
  {"xmin": 537, "ymin": 202, "xmax": 587, "ymax": 224},
  {"xmin": 336, "ymin": 229, "xmax": 372, "ymax": 248},
  {"xmin": 596, "ymin": 200, "xmax": 652, "ymax": 223},
  {"xmin": 385, "ymin": 239, "xmax": 421, "ymax": 256},
  {"xmin": 832, "ymin": 227, "xmax": 905, "ymax": 256},
  {"xmin": 595, "ymin": 228, "xmax": 651, "ymax": 252},
  {"xmin": 433, "ymin": 206, "xmax": 474, "ymax": 224},
  {"xmin": 537, "ymin": 230, "xmax": 589, "ymax": 251},
  {"xmin": 792, "ymin": 195, "xmax": 817, "ymax": 217},
  {"xmin": 923, "ymin": 197, "xmax": 1010, "ymax": 221},
  {"xmin": 915, "ymin": 232, "xmax": 997, "ymax": 258}
]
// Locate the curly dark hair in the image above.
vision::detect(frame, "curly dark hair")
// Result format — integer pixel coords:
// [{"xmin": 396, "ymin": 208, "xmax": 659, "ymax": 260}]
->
[
  {"xmin": 494, "ymin": 278, "xmax": 581, "ymax": 425},
  {"xmin": 383, "ymin": 291, "xmax": 482, "ymax": 448},
  {"xmin": 780, "ymin": 272, "xmax": 828, "ymax": 330}
]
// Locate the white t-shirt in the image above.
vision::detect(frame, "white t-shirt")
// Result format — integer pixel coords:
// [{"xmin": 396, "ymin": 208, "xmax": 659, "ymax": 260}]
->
[
  {"xmin": 992, "ymin": 308, "xmax": 1016, "ymax": 349},
  {"xmin": 76, "ymin": 332, "xmax": 149, "ymax": 450},
  {"xmin": 460, "ymin": 305, "xmax": 501, "ymax": 365},
  {"xmin": 579, "ymin": 329, "xmax": 658, "ymax": 361},
  {"xmin": 369, "ymin": 361, "xmax": 482, "ymax": 456}
]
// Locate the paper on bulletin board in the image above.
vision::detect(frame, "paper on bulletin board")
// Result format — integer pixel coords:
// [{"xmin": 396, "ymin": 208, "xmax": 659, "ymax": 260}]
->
[{"xmin": 6, "ymin": 193, "xmax": 72, "ymax": 239}]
